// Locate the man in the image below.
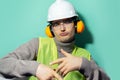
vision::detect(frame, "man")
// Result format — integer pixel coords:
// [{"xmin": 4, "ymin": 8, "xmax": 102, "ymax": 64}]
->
[{"xmin": 0, "ymin": 0, "xmax": 110, "ymax": 80}]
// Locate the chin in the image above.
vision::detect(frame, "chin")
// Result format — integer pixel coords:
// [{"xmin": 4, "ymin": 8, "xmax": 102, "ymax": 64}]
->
[
  {"xmin": 56, "ymin": 35, "xmax": 74, "ymax": 43},
  {"xmin": 60, "ymin": 38, "xmax": 74, "ymax": 43}
]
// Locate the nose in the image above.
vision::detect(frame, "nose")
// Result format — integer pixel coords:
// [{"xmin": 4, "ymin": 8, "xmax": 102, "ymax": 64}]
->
[{"xmin": 60, "ymin": 23, "xmax": 65, "ymax": 31}]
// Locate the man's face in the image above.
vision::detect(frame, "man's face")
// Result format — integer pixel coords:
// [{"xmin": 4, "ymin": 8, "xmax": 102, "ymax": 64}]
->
[{"xmin": 51, "ymin": 18, "xmax": 75, "ymax": 43}]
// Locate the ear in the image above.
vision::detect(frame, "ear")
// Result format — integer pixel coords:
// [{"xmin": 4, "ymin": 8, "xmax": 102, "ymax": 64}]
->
[
  {"xmin": 45, "ymin": 25, "xmax": 54, "ymax": 38},
  {"xmin": 76, "ymin": 20, "xmax": 84, "ymax": 33}
]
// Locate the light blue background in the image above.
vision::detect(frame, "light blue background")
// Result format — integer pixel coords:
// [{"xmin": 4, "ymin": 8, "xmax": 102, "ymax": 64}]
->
[{"xmin": 0, "ymin": 0, "xmax": 120, "ymax": 79}]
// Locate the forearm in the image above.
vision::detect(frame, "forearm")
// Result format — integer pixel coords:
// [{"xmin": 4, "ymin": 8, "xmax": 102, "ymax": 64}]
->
[
  {"xmin": 0, "ymin": 57, "xmax": 39, "ymax": 78},
  {"xmin": 0, "ymin": 38, "xmax": 39, "ymax": 78},
  {"xmin": 79, "ymin": 57, "xmax": 110, "ymax": 80}
]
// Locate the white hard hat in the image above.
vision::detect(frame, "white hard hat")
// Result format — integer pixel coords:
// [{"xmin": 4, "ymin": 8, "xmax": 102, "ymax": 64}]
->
[{"xmin": 48, "ymin": 0, "xmax": 78, "ymax": 21}]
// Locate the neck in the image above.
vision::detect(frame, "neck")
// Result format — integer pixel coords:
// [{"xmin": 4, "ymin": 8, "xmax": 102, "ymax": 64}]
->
[{"xmin": 54, "ymin": 38, "xmax": 75, "ymax": 57}]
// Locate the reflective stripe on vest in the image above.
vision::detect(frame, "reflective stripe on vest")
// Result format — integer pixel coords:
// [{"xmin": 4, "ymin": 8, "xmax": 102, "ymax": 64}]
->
[{"xmin": 29, "ymin": 37, "xmax": 91, "ymax": 80}]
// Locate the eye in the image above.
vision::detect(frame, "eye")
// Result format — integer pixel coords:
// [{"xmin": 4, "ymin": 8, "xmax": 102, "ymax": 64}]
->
[
  {"xmin": 52, "ymin": 22, "xmax": 60, "ymax": 27},
  {"xmin": 63, "ymin": 19, "xmax": 73, "ymax": 24}
]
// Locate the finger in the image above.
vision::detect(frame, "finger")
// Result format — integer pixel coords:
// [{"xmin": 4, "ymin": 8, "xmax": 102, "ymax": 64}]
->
[
  {"xmin": 50, "ymin": 75, "xmax": 55, "ymax": 80},
  {"xmin": 50, "ymin": 58, "xmax": 64, "ymax": 65},
  {"xmin": 61, "ymin": 49, "xmax": 70, "ymax": 57},
  {"xmin": 53, "ymin": 72, "xmax": 63, "ymax": 80},
  {"xmin": 46, "ymin": 75, "xmax": 53, "ymax": 80},
  {"xmin": 59, "ymin": 66, "xmax": 67, "ymax": 76},
  {"xmin": 56, "ymin": 62, "xmax": 65, "ymax": 72},
  {"xmin": 62, "ymin": 69, "xmax": 69, "ymax": 77}
]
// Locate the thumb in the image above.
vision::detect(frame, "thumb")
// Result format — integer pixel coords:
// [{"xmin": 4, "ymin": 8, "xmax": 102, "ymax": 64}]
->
[{"xmin": 60, "ymin": 49, "xmax": 70, "ymax": 57}]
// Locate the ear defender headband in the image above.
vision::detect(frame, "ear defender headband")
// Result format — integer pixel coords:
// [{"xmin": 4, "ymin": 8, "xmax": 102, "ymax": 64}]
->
[{"xmin": 45, "ymin": 18, "xmax": 85, "ymax": 38}]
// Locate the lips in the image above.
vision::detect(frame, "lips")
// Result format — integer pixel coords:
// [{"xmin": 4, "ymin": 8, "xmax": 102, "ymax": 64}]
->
[{"xmin": 60, "ymin": 32, "xmax": 69, "ymax": 36}]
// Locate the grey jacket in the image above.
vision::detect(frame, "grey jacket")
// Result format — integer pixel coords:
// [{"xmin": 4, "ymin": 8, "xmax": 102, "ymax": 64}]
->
[{"xmin": 0, "ymin": 38, "xmax": 110, "ymax": 80}]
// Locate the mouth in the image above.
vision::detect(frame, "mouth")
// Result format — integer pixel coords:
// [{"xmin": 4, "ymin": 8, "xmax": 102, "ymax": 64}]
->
[{"xmin": 60, "ymin": 32, "xmax": 69, "ymax": 36}]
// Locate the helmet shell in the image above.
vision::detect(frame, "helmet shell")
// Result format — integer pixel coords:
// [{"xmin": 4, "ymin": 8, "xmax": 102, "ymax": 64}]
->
[{"xmin": 48, "ymin": 0, "xmax": 78, "ymax": 21}]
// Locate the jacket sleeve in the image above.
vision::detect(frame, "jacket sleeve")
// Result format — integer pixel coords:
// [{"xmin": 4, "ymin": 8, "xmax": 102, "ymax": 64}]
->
[
  {"xmin": 0, "ymin": 38, "xmax": 39, "ymax": 78},
  {"xmin": 79, "ymin": 57, "xmax": 110, "ymax": 80}
]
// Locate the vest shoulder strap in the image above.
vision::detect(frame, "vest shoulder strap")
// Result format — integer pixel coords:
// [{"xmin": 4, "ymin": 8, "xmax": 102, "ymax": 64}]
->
[{"xmin": 73, "ymin": 46, "xmax": 91, "ymax": 60}]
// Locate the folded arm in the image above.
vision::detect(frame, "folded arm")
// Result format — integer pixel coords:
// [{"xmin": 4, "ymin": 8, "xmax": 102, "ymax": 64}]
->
[
  {"xmin": 0, "ymin": 38, "xmax": 39, "ymax": 78},
  {"xmin": 79, "ymin": 57, "xmax": 110, "ymax": 80}
]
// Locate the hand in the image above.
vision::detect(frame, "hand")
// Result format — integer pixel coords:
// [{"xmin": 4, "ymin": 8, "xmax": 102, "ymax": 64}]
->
[
  {"xmin": 50, "ymin": 49, "xmax": 82, "ymax": 77},
  {"xmin": 36, "ymin": 64, "xmax": 63, "ymax": 80}
]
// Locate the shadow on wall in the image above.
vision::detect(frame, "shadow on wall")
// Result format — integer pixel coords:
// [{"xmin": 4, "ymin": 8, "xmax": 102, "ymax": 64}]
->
[
  {"xmin": 75, "ymin": 12, "xmax": 94, "ymax": 48},
  {"xmin": 75, "ymin": 13, "xmax": 103, "ymax": 66}
]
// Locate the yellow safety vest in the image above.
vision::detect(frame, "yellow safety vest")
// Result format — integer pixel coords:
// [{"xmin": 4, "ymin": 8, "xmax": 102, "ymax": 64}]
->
[{"xmin": 29, "ymin": 37, "xmax": 91, "ymax": 80}]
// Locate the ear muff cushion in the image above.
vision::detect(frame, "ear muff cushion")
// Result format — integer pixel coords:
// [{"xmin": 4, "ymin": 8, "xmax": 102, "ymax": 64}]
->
[
  {"xmin": 45, "ymin": 26, "xmax": 53, "ymax": 38},
  {"xmin": 77, "ymin": 20, "xmax": 84, "ymax": 33}
]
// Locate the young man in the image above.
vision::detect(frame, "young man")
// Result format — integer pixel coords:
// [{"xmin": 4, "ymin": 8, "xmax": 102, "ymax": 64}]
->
[{"xmin": 0, "ymin": 0, "xmax": 110, "ymax": 80}]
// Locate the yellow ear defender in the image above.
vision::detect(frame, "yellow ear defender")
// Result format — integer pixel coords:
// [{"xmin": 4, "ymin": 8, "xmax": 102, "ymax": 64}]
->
[
  {"xmin": 45, "ymin": 25, "xmax": 53, "ymax": 38},
  {"xmin": 76, "ymin": 20, "xmax": 84, "ymax": 33},
  {"xmin": 45, "ymin": 20, "xmax": 85, "ymax": 38}
]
